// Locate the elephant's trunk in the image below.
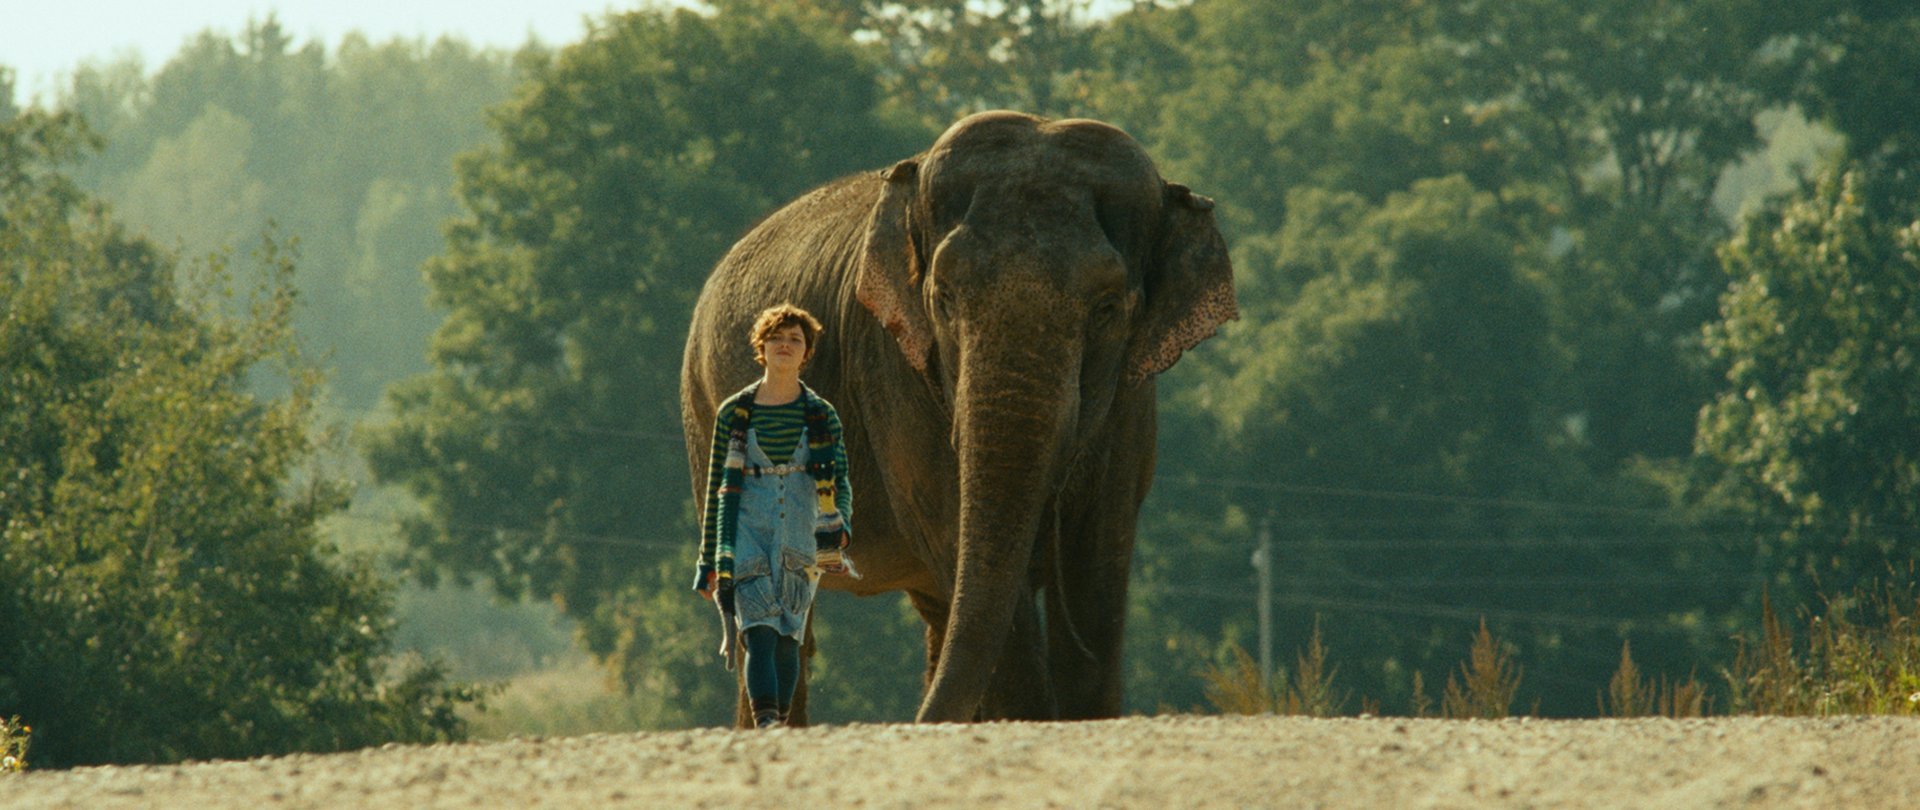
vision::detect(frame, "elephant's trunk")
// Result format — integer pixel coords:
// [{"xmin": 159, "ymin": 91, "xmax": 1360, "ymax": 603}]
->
[{"xmin": 917, "ymin": 333, "xmax": 1078, "ymax": 723}]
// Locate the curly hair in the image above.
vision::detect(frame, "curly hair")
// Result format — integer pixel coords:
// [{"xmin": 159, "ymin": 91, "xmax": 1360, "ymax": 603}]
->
[{"xmin": 749, "ymin": 303, "xmax": 825, "ymax": 366}]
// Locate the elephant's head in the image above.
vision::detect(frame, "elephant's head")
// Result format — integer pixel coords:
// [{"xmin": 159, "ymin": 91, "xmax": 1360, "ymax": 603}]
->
[{"xmin": 855, "ymin": 111, "xmax": 1235, "ymax": 721}]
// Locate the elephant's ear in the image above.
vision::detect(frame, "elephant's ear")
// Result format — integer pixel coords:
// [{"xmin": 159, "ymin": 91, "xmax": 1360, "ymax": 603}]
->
[
  {"xmin": 856, "ymin": 159, "xmax": 933, "ymax": 373},
  {"xmin": 1124, "ymin": 182, "xmax": 1238, "ymax": 384}
]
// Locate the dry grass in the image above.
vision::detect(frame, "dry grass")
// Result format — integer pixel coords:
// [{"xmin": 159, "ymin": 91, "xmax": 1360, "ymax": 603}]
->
[
  {"xmin": 1441, "ymin": 619, "xmax": 1522, "ymax": 719},
  {"xmin": 1201, "ymin": 621, "xmax": 1348, "ymax": 717},
  {"xmin": 1725, "ymin": 584, "xmax": 1920, "ymax": 716},
  {"xmin": 1200, "ymin": 577, "xmax": 1920, "ymax": 721},
  {"xmin": 1600, "ymin": 641, "xmax": 1709, "ymax": 718},
  {"xmin": 462, "ymin": 654, "xmax": 677, "ymax": 740},
  {"xmin": 1408, "ymin": 671, "xmax": 1434, "ymax": 718}
]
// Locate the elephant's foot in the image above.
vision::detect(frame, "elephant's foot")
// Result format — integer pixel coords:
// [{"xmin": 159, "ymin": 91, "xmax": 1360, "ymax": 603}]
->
[{"xmin": 978, "ymin": 593, "xmax": 1058, "ymax": 720}]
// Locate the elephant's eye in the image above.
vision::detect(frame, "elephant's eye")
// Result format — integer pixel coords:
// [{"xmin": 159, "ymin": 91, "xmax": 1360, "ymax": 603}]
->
[{"xmin": 1091, "ymin": 297, "xmax": 1122, "ymax": 327}]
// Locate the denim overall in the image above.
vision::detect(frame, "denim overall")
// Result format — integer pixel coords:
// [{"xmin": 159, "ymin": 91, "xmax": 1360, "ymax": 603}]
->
[{"xmin": 733, "ymin": 425, "xmax": 821, "ymax": 640}]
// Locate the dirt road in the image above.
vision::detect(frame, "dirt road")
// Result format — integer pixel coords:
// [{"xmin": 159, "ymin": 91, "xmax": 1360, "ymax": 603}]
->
[{"xmin": 5, "ymin": 714, "xmax": 1917, "ymax": 808}]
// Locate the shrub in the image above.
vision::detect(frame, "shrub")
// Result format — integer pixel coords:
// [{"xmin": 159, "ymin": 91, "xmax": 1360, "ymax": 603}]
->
[
  {"xmin": 1201, "ymin": 621, "xmax": 1348, "ymax": 716},
  {"xmin": 0, "ymin": 716, "xmax": 27, "ymax": 773},
  {"xmin": 0, "ymin": 110, "xmax": 479, "ymax": 767},
  {"xmin": 1726, "ymin": 578, "xmax": 1920, "ymax": 716},
  {"xmin": 1601, "ymin": 641, "xmax": 1708, "ymax": 718},
  {"xmin": 1441, "ymin": 619, "xmax": 1522, "ymax": 719}
]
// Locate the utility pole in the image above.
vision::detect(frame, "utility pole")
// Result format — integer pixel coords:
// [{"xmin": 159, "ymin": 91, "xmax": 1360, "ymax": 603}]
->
[{"xmin": 1252, "ymin": 513, "xmax": 1274, "ymax": 693}]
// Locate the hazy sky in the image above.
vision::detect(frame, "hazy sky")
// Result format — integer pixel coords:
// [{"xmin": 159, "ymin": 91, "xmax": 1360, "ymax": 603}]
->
[{"xmin": 3, "ymin": 0, "xmax": 675, "ymax": 106}]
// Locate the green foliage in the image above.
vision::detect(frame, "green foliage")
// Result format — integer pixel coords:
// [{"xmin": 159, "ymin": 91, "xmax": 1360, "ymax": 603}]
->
[
  {"xmin": 361, "ymin": 3, "xmax": 930, "ymax": 723},
  {"xmin": 58, "ymin": 19, "xmax": 525, "ymax": 410},
  {"xmin": 849, "ymin": 0, "xmax": 1102, "ymax": 124},
  {"xmin": 18, "ymin": 0, "xmax": 1910, "ymax": 730},
  {"xmin": 0, "ymin": 716, "xmax": 26, "ymax": 773},
  {"xmin": 1134, "ymin": 175, "xmax": 1657, "ymax": 714},
  {"xmin": 1102, "ymin": 0, "xmax": 1838, "ymax": 719},
  {"xmin": 1437, "ymin": 0, "xmax": 1804, "ymax": 470},
  {"xmin": 0, "ymin": 111, "xmax": 477, "ymax": 767},
  {"xmin": 460, "ymin": 654, "xmax": 668, "ymax": 740},
  {"xmin": 806, "ymin": 591, "xmax": 929, "ymax": 722},
  {"xmin": 1206, "ymin": 176, "xmax": 1552, "ymax": 476},
  {"xmin": 389, "ymin": 583, "xmax": 577, "ymax": 682},
  {"xmin": 1697, "ymin": 168, "xmax": 1920, "ymax": 594},
  {"xmin": 1793, "ymin": 3, "xmax": 1920, "ymax": 210},
  {"xmin": 1726, "ymin": 580, "xmax": 1920, "ymax": 716}
]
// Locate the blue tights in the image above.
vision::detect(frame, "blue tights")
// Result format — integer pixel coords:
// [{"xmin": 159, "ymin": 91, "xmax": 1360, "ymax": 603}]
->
[{"xmin": 743, "ymin": 625, "xmax": 800, "ymax": 709}]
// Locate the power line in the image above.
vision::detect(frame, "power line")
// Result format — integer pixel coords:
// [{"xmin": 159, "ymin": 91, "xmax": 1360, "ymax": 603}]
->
[
  {"xmin": 1271, "ymin": 574, "xmax": 1768, "ymax": 590},
  {"xmin": 325, "ymin": 510, "xmax": 685, "ymax": 551},
  {"xmin": 325, "ymin": 400, "xmax": 1920, "ymax": 539},
  {"xmin": 1150, "ymin": 475, "xmax": 1920, "ymax": 539},
  {"xmin": 1274, "ymin": 534, "xmax": 1751, "ymax": 550},
  {"xmin": 1131, "ymin": 583, "xmax": 1642, "ymax": 632},
  {"xmin": 1149, "ymin": 473, "xmax": 1682, "ymax": 518},
  {"xmin": 321, "ymin": 403, "xmax": 688, "ymax": 444}
]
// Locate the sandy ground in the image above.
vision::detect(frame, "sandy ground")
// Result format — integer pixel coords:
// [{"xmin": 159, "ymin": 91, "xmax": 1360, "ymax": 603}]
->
[{"xmin": 4, "ymin": 714, "xmax": 1918, "ymax": 808}]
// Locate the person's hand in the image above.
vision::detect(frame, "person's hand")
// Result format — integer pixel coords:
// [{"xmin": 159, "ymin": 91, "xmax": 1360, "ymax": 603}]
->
[
  {"xmin": 693, "ymin": 564, "xmax": 716, "ymax": 598},
  {"xmin": 816, "ymin": 547, "xmax": 848, "ymax": 575},
  {"xmin": 716, "ymin": 578, "xmax": 736, "ymax": 616}
]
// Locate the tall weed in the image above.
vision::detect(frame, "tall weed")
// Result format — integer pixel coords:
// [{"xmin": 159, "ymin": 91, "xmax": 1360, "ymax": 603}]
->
[
  {"xmin": 1201, "ymin": 621, "xmax": 1349, "ymax": 716},
  {"xmin": 1726, "ymin": 582, "xmax": 1920, "ymax": 716},
  {"xmin": 1601, "ymin": 641, "xmax": 1708, "ymax": 717},
  {"xmin": 1441, "ymin": 619, "xmax": 1522, "ymax": 719},
  {"xmin": 0, "ymin": 717, "xmax": 28, "ymax": 773}
]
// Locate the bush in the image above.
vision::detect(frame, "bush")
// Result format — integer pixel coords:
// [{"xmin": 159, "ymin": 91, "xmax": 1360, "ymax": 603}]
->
[
  {"xmin": 1441, "ymin": 619, "xmax": 1523, "ymax": 719},
  {"xmin": 1726, "ymin": 576, "xmax": 1920, "ymax": 716},
  {"xmin": 0, "ymin": 716, "xmax": 27, "ymax": 773},
  {"xmin": 1200, "ymin": 621, "xmax": 1349, "ymax": 717},
  {"xmin": 0, "ymin": 110, "xmax": 478, "ymax": 767},
  {"xmin": 1600, "ymin": 641, "xmax": 1708, "ymax": 718}
]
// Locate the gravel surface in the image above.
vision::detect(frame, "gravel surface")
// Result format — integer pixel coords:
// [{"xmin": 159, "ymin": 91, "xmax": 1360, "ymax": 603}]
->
[{"xmin": 4, "ymin": 714, "xmax": 1918, "ymax": 808}]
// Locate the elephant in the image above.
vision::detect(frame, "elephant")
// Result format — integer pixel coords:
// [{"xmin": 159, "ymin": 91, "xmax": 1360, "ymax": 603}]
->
[{"xmin": 680, "ymin": 110, "xmax": 1235, "ymax": 725}]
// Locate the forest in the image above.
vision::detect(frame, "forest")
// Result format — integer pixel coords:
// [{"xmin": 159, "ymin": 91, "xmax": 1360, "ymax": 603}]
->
[{"xmin": 4, "ymin": 0, "xmax": 1918, "ymax": 767}]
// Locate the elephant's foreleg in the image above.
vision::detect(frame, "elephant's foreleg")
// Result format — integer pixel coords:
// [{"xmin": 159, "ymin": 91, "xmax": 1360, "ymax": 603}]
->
[
  {"xmin": 979, "ymin": 588, "xmax": 1058, "ymax": 720},
  {"xmin": 1046, "ymin": 398, "xmax": 1153, "ymax": 719},
  {"xmin": 907, "ymin": 589, "xmax": 949, "ymax": 698},
  {"xmin": 1045, "ymin": 556, "xmax": 1130, "ymax": 718}
]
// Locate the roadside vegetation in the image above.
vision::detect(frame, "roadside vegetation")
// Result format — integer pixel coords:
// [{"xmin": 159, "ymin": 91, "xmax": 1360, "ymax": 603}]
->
[{"xmin": 1205, "ymin": 577, "xmax": 1920, "ymax": 719}]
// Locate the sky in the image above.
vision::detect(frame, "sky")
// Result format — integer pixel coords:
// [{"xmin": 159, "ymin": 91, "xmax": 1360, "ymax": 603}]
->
[{"xmin": 2, "ymin": 0, "xmax": 677, "ymax": 107}]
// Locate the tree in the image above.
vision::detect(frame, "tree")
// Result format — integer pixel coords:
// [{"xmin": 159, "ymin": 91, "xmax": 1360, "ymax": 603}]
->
[
  {"xmin": 1068, "ymin": 0, "xmax": 1816, "ymax": 713},
  {"xmin": 360, "ymin": 4, "xmax": 928, "ymax": 722},
  {"xmin": 1134, "ymin": 176, "xmax": 1666, "ymax": 713},
  {"xmin": 1696, "ymin": 167, "xmax": 1920, "ymax": 597},
  {"xmin": 0, "ymin": 111, "xmax": 475, "ymax": 767},
  {"xmin": 1434, "ymin": 0, "xmax": 1805, "ymax": 470},
  {"xmin": 1, "ymin": 67, "xmax": 17, "ymax": 122},
  {"xmin": 1793, "ymin": 2, "xmax": 1920, "ymax": 212},
  {"xmin": 858, "ymin": 0, "xmax": 1103, "ymax": 123},
  {"xmin": 59, "ymin": 19, "xmax": 524, "ymax": 410},
  {"xmin": 1083, "ymin": 0, "xmax": 1475, "ymax": 236},
  {"xmin": 1096, "ymin": 0, "xmax": 1802, "ymax": 469}
]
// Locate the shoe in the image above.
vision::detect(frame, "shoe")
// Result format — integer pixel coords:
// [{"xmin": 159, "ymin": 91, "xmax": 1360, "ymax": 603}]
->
[{"xmin": 754, "ymin": 710, "xmax": 783, "ymax": 729}]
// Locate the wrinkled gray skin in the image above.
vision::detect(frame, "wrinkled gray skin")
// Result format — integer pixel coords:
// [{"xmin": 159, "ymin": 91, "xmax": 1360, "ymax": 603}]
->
[{"xmin": 682, "ymin": 111, "xmax": 1236, "ymax": 726}]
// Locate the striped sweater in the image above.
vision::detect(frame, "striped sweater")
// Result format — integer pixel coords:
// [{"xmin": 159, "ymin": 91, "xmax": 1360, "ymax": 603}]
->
[{"xmin": 692, "ymin": 383, "xmax": 851, "ymax": 589}]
